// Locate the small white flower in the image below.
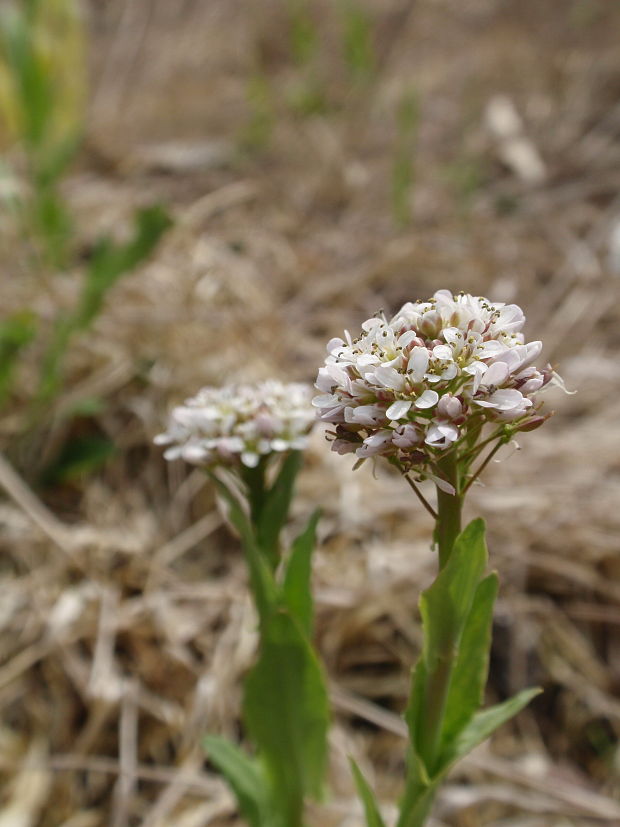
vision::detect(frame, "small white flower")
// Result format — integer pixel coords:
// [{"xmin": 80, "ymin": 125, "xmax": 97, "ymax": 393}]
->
[
  {"xmin": 392, "ymin": 423, "xmax": 421, "ymax": 448},
  {"xmin": 356, "ymin": 430, "xmax": 394, "ymax": 458},
  {"xmin": 346, "ymin": 404, "xmax": 386, "ymax": 425},
  {"xmin": 314, "ymin": 290, "xmax": 557, "ymax": 473},
  {"xmin": 425, "ymin": 421, "xmax": 459, "ymax": 447},
  {"xmin": 475, "ymin": 388, "xmax": 533, "ymax": 420},
  {"xmin": 156, "ymin": 380, "xmax": 315, "ymax": 468},
  {"xmin": 332, "ymin": 438, "xmax": 358, "ymax": 455}
]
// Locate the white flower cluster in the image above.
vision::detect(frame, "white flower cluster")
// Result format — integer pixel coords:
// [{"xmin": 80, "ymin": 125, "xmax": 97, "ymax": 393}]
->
[
  {"xmin": 155, "ymin": 381, "xmax": 316, "ymax": 468},
  {"xmin": 313, "ymin": 290, "xmax": 554, "ymax": 468}
]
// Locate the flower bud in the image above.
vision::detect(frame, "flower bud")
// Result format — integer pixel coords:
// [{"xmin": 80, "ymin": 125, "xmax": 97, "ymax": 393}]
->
[
  {"xmin": 437, "ymin": 393, "xmax": 462, "ymax": 420},
  {"xmin": 512, "ymin": 413, "xmax": 552, "ymax": 432}
]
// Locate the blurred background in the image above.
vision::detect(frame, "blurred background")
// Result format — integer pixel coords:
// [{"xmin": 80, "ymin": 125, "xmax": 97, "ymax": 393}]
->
[{"xmin": 1, "ymin": 1, "xmax": 620, "ymax": 824}]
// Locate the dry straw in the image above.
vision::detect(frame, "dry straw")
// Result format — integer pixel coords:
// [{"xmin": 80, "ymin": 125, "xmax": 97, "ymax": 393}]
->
[{"xmin": 2, "ymin": 1, "xmax": 620, "ymax": 824}]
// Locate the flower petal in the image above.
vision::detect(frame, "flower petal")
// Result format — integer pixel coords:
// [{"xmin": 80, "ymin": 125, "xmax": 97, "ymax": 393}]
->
[
  {"xmin": 415, "ymin": 390, "xmax": 439, "ymax": 409},
  {"xmin": 482, "ymin": 361, "xmax": 509, "ymax": 387},
  {"xmin": 386, "ymin": 400, "xmax": 412, "ymax": 420},
  {"xmin": 407, "ymin": 346, "xmax": 429, "ymax": 381}
]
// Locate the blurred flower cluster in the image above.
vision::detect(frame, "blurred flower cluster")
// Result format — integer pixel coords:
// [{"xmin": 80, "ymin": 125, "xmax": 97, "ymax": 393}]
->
[
  {"xmin": 313, "ymin": 290, "xmax": 557, "ymax": 471},
  {"xmin": 155, "ymin": 380, "xmax": 315, "ymax": 468}
]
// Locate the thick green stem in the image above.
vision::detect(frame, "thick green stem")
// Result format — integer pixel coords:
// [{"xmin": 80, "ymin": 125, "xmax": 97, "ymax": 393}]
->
[
  {"xmin": 435, "ymin": 451, "xmax": 463, "ymax": 570},
  {"xmin": 241, "ymin": 460, "xmax": 268, "ymax": 529},
  {"xmin": 399, "ymin": 785, "xmax": 436, "ymax": 827}
]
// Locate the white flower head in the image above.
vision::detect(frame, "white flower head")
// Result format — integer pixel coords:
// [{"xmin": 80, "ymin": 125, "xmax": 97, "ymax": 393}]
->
[
  {"xmin": 156, "ymin": 380, "xmax": 316, "ymax": 468},
  {"xmin": 314, "ymin": 290, "xmax": 556, "ymax": 474}
]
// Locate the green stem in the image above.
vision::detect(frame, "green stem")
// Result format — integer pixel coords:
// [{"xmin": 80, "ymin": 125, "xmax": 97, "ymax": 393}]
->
[
  {"xmin": 435, "ymin": 451, "xmax": 463, "ymax": 570},
  {"xmin": 241, "ymin": 459, "xmax": 268, "ymax": 527},
  {"xmin": 399, "ymin": 784, "xmax": 436, "ymax": 827}
]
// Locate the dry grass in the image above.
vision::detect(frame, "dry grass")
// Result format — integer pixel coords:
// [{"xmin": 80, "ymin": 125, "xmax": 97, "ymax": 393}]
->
[{"xmin": 1, "ymin": 0, "xmax": 620, "ymax": 824}]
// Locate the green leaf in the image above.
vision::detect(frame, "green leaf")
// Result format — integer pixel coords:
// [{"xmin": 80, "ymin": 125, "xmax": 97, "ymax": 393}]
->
[
  {"xmin": 243, "ymin": 609, "xmax": 329, "ymax": 820},
  {"xmin": 204, "ymin": 735, "xmax": 270, "ymax": 827},
  {"xmin": 60, "ymin": 396, "xmax": 105, "ymax": 419},
  {"xmin": 257, "ymin": 451, "xmax": 302, "ymax": 565},
  {"xmin": 78, "ymin": 205, "xmax": 171, "ymax": 329},
  {"xmin": 441, "ymin": 572, "xmax": 499, "ymax": 742},
  {"xmin": 288, "ymin": 0, "xmax": 319, "ymax": 66},
  {"xmin": 32, "ymin": 205, "xmax": 170, "ymax": 407},
  {"xmin": 35, "ymin": 132, "xmax": 81, "ymax": 188},
  {"xmin": 399, "ymin": 663, "xmax": 435, "ymax": 827},
  {"xmin": 397, "ymin": 520, "xmax": 535, "ymax": 824},
  {"xmin": 281, "ymin": 509, "xmax": 320, "ymax": 637},
  {"xmin": 403, "ymin": 660, "xmax": 427, "ymax": 751},
  {"xmin": 441, "ymin": 687, "xmax": 541, "ymax": 769},
  {"xmin": 32, "ymin": 183, "xmax": 72, "ymax": 266},
  {"xmin": 342, "ymin": 1, "xmax": 376, "ymax": 82},
  {"xmin": 398, "ymin": 688, "xmax": 540, "ymax": 826},
  {"xmin": 420, "ymin": 518, "xmax": 487, "ymax": 671},
  {"xmin": 0, "ymin": 5, "xmax": 53, "ymax": 148},
  {"xmin": 349, "ymin": 759, "xmax": 387, "ymax": 827},
  {"xmin": 399, "ymin": 666, "xmax": 442, "ymax": 827},
  {"xmin": 400, "ymin": 518, "xmax": 490, "ymax": 819},
  {"xmin": 40, "ymin": 434, "xmax": 115, "ymax": 485},
  {"xmin": 404, "ymin": 521, "xmax": 489, "ymax": 760},
  {"xmin": 210, "ymin": 474, "xmax": 277, "ymax": 624},
  {"xmin": 36, "ymin": 316, "xmax": 73, "ymax": 405},
  {"xmin": 0, "ymin": 311, "xmax": 36, "ymax": 405}
]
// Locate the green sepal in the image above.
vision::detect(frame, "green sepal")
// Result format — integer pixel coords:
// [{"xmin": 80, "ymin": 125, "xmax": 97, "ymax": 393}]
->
[
  {"xmin": 281, "ymin": 508, "xmax": 320, "ymax": 637},
  {"xmin": 349, "ymin": 759, "xmax": 387, "ymax": 827},
  {"xmin": 257, "ymin": 451, "xmax": 302, "ymax": 565},
  {"xmin": 243, "ymin": 609, "xmax": 329, "ymax": 820},
  {"xmin": 203, "ymin": 735, "xmax": 271, "ymax": 827}
]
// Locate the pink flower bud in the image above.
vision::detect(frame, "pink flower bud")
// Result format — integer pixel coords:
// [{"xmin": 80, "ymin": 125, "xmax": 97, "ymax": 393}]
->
[
  {"xmin": 437, "ymin": 393, "xmax": 462, "ymax": 420},
  {"xmin": 513, "ymin": 413, "xmax": 552, "ymax": 432}
]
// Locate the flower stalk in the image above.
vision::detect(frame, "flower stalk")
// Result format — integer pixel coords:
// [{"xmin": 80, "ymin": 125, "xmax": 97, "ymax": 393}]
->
[
  {"xmin": 317, "ymin": 291, "xmax": 556, "ymax": 826},
  {"xmin": 434, "ymin": 451, "xmax": 462, "ymax": 570},
  {"xmin": 156, "ymin": 381, "xmax": 329, "ymax": 827}
]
